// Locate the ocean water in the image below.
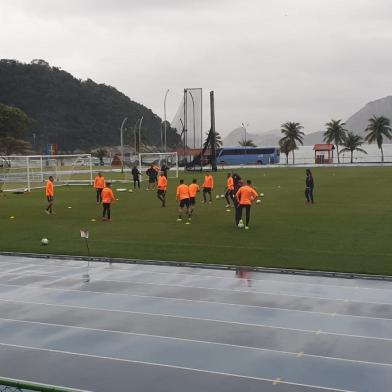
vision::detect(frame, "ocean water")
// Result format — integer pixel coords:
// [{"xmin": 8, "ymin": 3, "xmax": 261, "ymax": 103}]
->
[{"xmin": 281, "ymin": 143, "xmax": 392, "ymax": 164}]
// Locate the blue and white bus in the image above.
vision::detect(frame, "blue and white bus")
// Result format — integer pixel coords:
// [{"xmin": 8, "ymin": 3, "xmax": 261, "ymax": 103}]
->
[{"xmin": 216, "ymin": 147, "xmax": 280, "ymax": 165}]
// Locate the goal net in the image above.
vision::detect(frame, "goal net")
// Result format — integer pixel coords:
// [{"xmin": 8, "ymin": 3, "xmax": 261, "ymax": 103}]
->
[
  {"xmin": 0, "ymin": 154, "xmax": 93, "ymax": 192},
  {"xmin": 138, "ymin": 152, "xmax": 178, "ymax": 180}
]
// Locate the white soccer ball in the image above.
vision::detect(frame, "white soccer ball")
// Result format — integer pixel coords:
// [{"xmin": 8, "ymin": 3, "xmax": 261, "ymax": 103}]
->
[
  {"xmin": 216, "ymin": 195, "xmax": 220, "ymax": 199},
  {"xmin": 256, "ymin": 199, "xmax": 261, "ymax": 204},
  {"xmin": 41, "ymin": 238, "xmax": 49, "ymax": 246},
  {"xmin": 237, "ymin": 219, "xmax": 244, "ymax": 228}
]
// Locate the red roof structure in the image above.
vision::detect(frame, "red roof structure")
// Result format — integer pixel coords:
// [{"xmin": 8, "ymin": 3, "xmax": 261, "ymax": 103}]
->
[
  {"xmin": 313, "ymin": 144, "xmax": 335, "ymax": 151},
  {"xmin": 313, "ymin": 144, "xmax": 335, "ymax": 164}
]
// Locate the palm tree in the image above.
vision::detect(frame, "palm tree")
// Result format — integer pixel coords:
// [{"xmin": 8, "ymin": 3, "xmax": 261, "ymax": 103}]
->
[
  {"xmin": 339, "ymin": 132, "xmax": 367, "ymax": 163},
  {"xmin": 323, "ymin": 119, "xmax": 347, "ymax": 163},
  {"xmin": 279, "ymin": 138, "xmax": 294, "ymax": 164},
  {"xmin": 238, "ymin": 139, "xmax": 256, "ymax": 147},
  {"xmin": 364, "ymin": 115, "xmax": 392, "ymax": 162},
  {"xmin": 280, "ymin": 122, "xmax": 304, "ymax": 164},
  {"xmin": 203, "ymin": 130, "xmax": 223, "ymax": 150}
]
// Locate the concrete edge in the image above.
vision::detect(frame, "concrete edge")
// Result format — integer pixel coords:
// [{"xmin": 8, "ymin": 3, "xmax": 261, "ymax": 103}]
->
[{"xmin": 1, "ymin": 251, "xmax": 392, "ymax": 282}]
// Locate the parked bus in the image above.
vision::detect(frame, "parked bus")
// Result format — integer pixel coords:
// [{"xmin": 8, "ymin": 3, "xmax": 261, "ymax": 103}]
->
[{"xmin": 216, "ymin": 147, "xmax": 280, "ymax": 165}]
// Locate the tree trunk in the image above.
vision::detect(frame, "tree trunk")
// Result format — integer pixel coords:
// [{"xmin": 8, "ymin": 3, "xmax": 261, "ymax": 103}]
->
[
  {"xmin": 381, "ymin": 145, "xmax": 384, "ymax": 162},
  {"xmin": 336, "ymin": 144, "xmax": 340, "ymax": 163},
  {"xmin": 286, "ymin": 154, "xmax": 288, "ymax": 164},
  {"xmin": 292, "ymin": 150, "xmax": 295, "ymax": 165},
  {"xmin": 350, "ymin": 150, "xmax": 353, "ymax": 163}
]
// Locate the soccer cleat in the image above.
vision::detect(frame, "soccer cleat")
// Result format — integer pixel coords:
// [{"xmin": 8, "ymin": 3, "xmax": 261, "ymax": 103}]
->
[
  {"xmin": 185, "ymin": 222, "xmax": 191, "ymax": 225},
  {"xmin": 176, "ymin": 218, "xmax": 182, "ymax": 222},
  {"xmin": 226, "ymin": 209, "xmax": 231, "ymax": 212},
  {"xmin": 45, "ymin": 210, "xmax": 50, "ymax": 214},
  {"xmin": 102, "ymin": 217, "xmax": 106, "ymax": 221},
  {"xmin": 208, "ymin": 201, "xmax": 212, "ymax": 204},
  {"xmin": 225, "ymin": 204, "xmax": 230, "ymax": 208},
  {"xmin": 245, "ymin": 226, "xmax": 249, "ymax": 230}
]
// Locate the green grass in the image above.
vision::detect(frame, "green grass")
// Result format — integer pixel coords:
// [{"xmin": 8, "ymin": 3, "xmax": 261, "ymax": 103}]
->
[{"xmin": 1, "ymin": 167, "xmax": 391, "ymax": 275}]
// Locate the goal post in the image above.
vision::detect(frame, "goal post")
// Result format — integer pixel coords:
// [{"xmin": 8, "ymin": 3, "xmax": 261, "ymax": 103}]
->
[
  {"xmin": 138, "ymin": 152, "xmax": 178, "ymax": 180},
  {"xmin": 0, "ymin": 154, "xmax": 93, "ymax": 192}
]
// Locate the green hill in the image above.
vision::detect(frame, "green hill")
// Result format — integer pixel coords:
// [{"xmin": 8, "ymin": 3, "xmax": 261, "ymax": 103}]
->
[{"xmin": 0, "ymin": 59, "xmax": 180, "ymax": 152}]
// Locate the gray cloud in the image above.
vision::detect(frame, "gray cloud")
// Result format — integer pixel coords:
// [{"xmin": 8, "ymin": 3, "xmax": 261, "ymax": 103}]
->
[{"xmin": 1, "ymin": 0, "xmax": 392, "ymax": 136}]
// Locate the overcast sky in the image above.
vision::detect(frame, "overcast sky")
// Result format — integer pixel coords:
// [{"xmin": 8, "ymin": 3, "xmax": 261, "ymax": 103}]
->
[{"xmin": 1, "ymin": 0, "xmax": 392, "ymax": 136}]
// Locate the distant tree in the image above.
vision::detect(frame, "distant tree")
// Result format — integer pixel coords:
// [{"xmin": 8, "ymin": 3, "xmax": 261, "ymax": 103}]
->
[
  {"xmin": 280, "ymin": 122, "xmax": 304, "ymax": 164},
  {"xmin": 279, "ymin": 138, "xmax": 295, "ymax": 164},
  {"xmin": 92, "ymin": 148, "xmax": 108, "ymax": 165},
  {"xmin": 323, "ymin": 119, "xmax": 347, "ymax": 163},
  {"xmin": 0, "ymin": 104, "xmax": 30, "ymax": 138},
  {"xmin": 364, "ymin": 115, "xmax": 392, "ymax": 162},
  {"xmin": 0, "ymin": 136, "xmax": 31, "ymax": 156},
  {"xmin": 339, "ymin": 132, "xmax": 367, "ymax": 163},
  {"xmin": 238, "ymin": 139, "xmax": 256, "ymax": 147}
]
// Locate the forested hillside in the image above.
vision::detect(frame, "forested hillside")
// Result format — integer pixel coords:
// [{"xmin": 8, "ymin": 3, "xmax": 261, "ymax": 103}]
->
[{"xmin": 0, "ymin": 59, "xmax": 180, "ymax": 152}]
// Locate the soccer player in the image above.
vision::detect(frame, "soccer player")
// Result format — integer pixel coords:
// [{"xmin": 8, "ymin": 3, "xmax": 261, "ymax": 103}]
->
[
  {"xmin": 202, "ymin": 171, "xmax": 214, "ymax": 203},
  {"xmin": 157, "ymin": 171, "xmax": 167, "ymax": 207},
  {"xmin": 224, "ymin": 172, "xmax": 234, "ymax": 208},
  {"xmin": 146, "ymin": 164, "xmax": 158, "ymax": 191},
  {"xmin": 176, "ymin": 179, "xmax": 191, "ymax": 222},
  {"xmin": 93, "ymin": 172, "xmax": 105, "ymax": 204},
  {"xmin": 235, "ymin": 179, "xmax": 259, "ymax": 229},
  {"xmin": 305, "ymin": 169, "xmax": 314, "ymax": 204},
  {"xmin": 131, "ymin": 165, "xmax": 141, "ymax": 189},
  {"xmin": 101, "ymin": 182, "xmax": 116, "ymax": 221},
  {"xmin": 188, "ymin": 178, "xmax": 200, "ymax": 217},
  {"xmin": 45, "ymin": 176, "xmax": 55, "ymax": 214}
]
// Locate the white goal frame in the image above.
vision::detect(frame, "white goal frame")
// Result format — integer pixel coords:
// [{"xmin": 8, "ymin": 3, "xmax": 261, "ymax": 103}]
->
[
  {"xmin": 138, "ymin": 152, "xmax": 178, "ymax": 180},
  {"xmin": 0, "ymin": 154, "xmax": 93, "ymax": 192}
]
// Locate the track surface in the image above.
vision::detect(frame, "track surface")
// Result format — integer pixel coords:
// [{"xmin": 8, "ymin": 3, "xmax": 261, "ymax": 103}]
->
[{"xmin": 0, "ymin": 255, "xmax": 392, "ymax": 391}]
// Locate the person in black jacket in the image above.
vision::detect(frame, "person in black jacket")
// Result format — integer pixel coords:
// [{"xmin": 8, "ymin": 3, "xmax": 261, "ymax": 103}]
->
[
  {"xmin": 305, "ymin": 169, "xmax": 314, "ymax": 204},
  {"xmin": 131, "ymin": 165, "xmax": 141, "ymax": 189},
  {"xmin": 146, "ymin": 164, "xmax": 158, "ymax": 190}
]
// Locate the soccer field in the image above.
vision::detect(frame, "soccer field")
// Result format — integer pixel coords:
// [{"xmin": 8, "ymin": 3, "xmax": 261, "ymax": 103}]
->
[{"xmin": 1, "ymin": 167, "xmax": 391, "ymax": 275}]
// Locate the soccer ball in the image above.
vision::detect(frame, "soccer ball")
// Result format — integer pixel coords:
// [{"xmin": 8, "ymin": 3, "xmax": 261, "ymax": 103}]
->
[
  {"xmin": 256, "ymin": 199, "xmax": 261, "ymax": 204},
  {"xmin": 237, "ymin": 219, "xmax": 244, "ymax": 228},
  {"xmin": 41, "ymin": 238, "xmax": 49, "ymax": 246},
  {"xmin": 215, "ymin": 195, "xmax": 220, "ymax": 199}
]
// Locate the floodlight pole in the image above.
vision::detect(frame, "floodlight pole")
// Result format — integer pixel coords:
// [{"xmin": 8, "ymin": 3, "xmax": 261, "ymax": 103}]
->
[
  {"xmin": 210, "ymin": 91, "xmax": 217, "ymax": 172},
  {"xmin": 138, "ymin": 116, "xmax": 143, "ymax": 154},
  {"xmin": 120, "ymin": 117, "xmax": 128, "ymax": 173},
  {"xmin": 242, "ymin": 122, "xmax": 248, "ymax": 154},
  {"xmin": 164, "ymin": 89, "xmax": 169, "ymax": 152},
  {"xmin": 188, "ymin": 90, "xmax": 196, "ymax": 149}
]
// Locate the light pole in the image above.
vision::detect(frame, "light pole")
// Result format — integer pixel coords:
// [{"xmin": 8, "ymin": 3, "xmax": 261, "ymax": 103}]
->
[
  {"xmin": 241, "ymin": 122, "xmax": 249, "ymax": 154},
  {"xmin": 120, "ymin": 117, "xmax": 128, "ymax": 173},
  {"xmin": 138, "ymin": 116, "xmax": 143, "ymax": 154},
  {"xmin": 188, "ymin": 90, "xmax": 196, "ymax": 149},
  {"xmin": 164, "ymin": 89, "xmax": 169, "ymax": 152}
]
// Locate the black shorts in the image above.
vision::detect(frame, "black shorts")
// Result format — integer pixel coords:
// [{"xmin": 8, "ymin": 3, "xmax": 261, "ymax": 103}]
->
[
  {"xmin": 157, "ymin": 190, "xmax": 166, "ymax": 196},
  {"xmin": 189, "ymin": 197, "xmax": 196, "ymax": 205},
  {"xmin": 179, "ymin": 198, "xmax": 190, "ymax": 208},
  {"xmin": 203, "ymin": 187, "xmax": 212, "ymax": 193},
  {"xmin": 47, "ymin": 196, "xmax": 54, "ymax": 202}
]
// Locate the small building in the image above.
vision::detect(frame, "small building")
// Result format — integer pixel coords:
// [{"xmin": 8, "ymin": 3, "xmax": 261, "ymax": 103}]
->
[{"xmin": 313, "ymin": 144, "xmax": 335, "ymax": 164}]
